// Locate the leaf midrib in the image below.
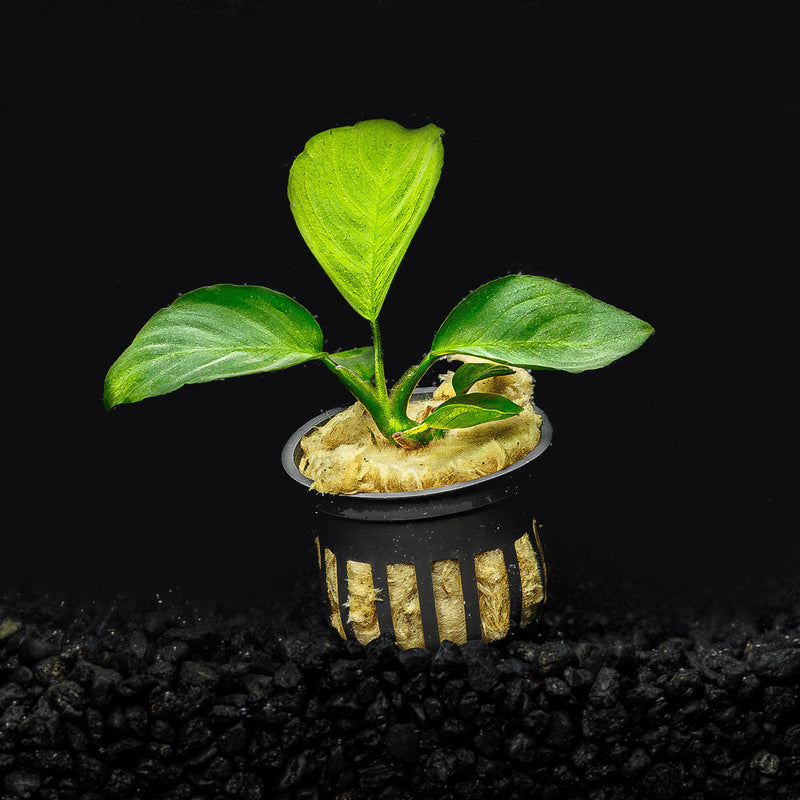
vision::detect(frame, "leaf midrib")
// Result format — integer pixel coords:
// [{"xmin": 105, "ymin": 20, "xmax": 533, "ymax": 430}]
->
[{"xmin": 350, "ymin": 135, "xmax": 434, "ymax": 315}]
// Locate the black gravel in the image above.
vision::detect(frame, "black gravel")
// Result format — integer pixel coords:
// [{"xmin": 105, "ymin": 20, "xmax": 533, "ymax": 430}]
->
[{"xmin": 1, "ymin": 564, "xmax": 798, "ymax": 800}]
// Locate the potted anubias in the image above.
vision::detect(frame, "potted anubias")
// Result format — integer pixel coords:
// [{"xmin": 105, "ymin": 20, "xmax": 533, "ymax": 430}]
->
[{"xmin": 104, "ymin": 119, "xmax": 653, "ymax": 650}]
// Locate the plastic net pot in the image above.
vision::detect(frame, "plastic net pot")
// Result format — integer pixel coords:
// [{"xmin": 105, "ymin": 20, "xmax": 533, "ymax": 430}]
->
[{"xmin": 282, "ymin": 390, "xmax": 552, "ymax": 650}]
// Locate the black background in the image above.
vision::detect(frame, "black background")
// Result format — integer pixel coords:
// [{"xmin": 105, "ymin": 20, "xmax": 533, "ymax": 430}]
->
[{"xmin": 15, "ymin": 1, "xmax": 797, "ymax": 604}]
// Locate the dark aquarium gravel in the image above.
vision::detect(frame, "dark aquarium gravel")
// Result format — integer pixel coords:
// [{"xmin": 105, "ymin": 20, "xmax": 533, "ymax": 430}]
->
[{"xmin": 1, "ymin": 557, "xmax": 798, "ymax": 800}]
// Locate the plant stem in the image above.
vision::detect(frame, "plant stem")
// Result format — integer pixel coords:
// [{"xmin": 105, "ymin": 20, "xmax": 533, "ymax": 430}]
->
[
  {"xmin": 323, "ymin": 336, "xmax": 444, "ymax": 444},
  {"xmin": 370, "ymin": 318, "xmax": 389, "ymax": 403},
  {"xmin": 321, "ymin": 355, "xmax": 413, "ymax": 441},
  {"xmin": 388, "ymin": 351, "xmax": 441, "ymax": 417}
]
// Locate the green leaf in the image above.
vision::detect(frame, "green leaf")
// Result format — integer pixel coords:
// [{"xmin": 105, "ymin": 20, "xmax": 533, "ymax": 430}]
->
[
  {"xmin": 104, "ymin": 284, "xmax": 325, "ymax": 409},
  {"xmin": 431, "ymin": 275, "xmax": 654, "ymax": 372},
  {"xmin": 451, "ymin": 361, "xmax": 516, "ymax": 394},
  {"xmin": 328, "ymin": 346, "xmax": 376, "ymax": 382},
  {"xmin": 422, "ymin": 392, "xmax": 523, "ymax": 430},
  {"xmin": 288, "ymin": 118, "xmax": 445, "ymax": 322}
]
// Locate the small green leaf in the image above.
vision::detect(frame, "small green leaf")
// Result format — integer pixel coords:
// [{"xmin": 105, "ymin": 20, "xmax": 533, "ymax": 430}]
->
[
  {"xmin": 451, "ymin": 361, "xmax": 516, "ymax": 394},
  {"xmin": 431, "ymin": 275, "xmax": 653, "ymax": 372},
  {"xmin": 422, "ymin": 392, "xmax": 523, "ymax": 430},
  {"xmin": 288, "ymin": 119, "xmax": 445, "ymax": 322},
  {"xmin": 328, "ymin": 346, "xmax": 376, "ymax": 382},
  {"xmin": 104, "ymin": 284, "xmax": 325, "ymax": 409}
]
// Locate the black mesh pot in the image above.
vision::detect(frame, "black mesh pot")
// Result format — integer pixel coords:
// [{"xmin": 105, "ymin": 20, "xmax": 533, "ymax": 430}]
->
[{"xmin": 282, "ymin": 389, "xmax": 552, "ymax": 650}]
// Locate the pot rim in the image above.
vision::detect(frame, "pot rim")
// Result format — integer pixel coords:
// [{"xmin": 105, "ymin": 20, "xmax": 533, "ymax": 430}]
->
[{"xmin": 281, "ymin": 387, "xmax": 552, "ymax": 501}]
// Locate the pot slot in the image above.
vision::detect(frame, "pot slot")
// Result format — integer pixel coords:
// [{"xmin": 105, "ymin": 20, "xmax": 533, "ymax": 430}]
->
[
  {"xmin": 386, "ymin": 563, "xmax": 425, "ymax": 649},
  {"xmin": 475, "ymin": 549, "xmax": 512, "ymax": 642},
  {"xmin": 431, "ymin": 559, "xmax": 468, "ymax": 645},
  {"xmin": 346, "ymin": 561, "xmax": 381, "ymax": 645},
  {"xmin": 322, "ymin": 547, "xmax": 347, "ymax": 639},
  {"xmin": 514, "ymin": 528, "xmax": 546, "ymax": 626}
]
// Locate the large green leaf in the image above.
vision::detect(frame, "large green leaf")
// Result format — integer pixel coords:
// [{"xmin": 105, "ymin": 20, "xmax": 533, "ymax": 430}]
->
[
  {"xmin": 288, "ymin": 119, "xmax": 445, "ymax": 322},
  {"xmin": 104, "ymin": 284, "xmax": 325, "ymax": 408},
  {"xmin": 431, "ymin": 275, "xmax": 653, "ymax": 372}
]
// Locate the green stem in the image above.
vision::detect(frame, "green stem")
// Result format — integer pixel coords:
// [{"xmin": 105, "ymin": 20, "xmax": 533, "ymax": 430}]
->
[
  {"xmin": 370, "ymin": 318, "xmax": 389, "ymax": 403},
  {"xmin": 321, "ymin": 355, "xmax": 376, "ymax": 407},
  {"xmin": 388, "ymin": 351, "xmax": 441, "ymax": 419},
  {"xmin": 321, "ymin": 355, "xmax": 412, "ymax": 441},
  {"xmin": 323, "ymin": 344, "xmax": 447, "ymax": 446}
]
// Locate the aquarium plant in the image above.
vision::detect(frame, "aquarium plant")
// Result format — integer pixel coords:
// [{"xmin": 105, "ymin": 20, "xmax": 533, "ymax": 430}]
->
[{"xmin": 104, "ymin": 119, "xmax": 653, "ymax": 447}]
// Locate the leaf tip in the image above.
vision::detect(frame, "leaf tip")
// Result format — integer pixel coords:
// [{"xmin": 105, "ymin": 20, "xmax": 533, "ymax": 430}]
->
[{"xmin": 102, "ymin": 383, "xmax": 120, "ymax": 411}]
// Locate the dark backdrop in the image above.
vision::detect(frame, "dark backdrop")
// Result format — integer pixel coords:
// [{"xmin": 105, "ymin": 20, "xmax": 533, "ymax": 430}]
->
[{"xmin": 14, "ymin": 1, "xmax": 797, "ymax": 604}]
